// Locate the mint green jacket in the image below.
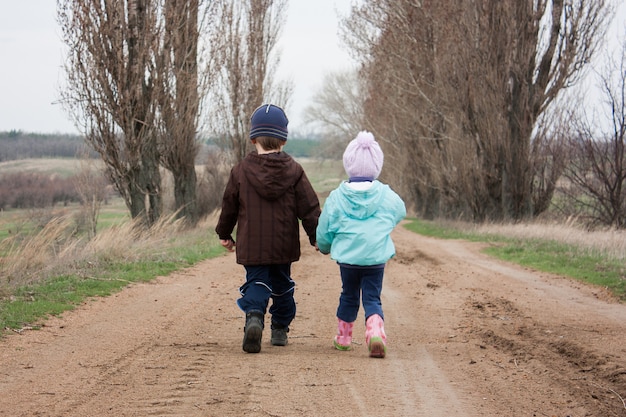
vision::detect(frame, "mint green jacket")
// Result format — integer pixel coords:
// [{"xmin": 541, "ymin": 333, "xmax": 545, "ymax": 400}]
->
[{"xmin": 316, "ymin": 181, "xmax": 406, "ymax": 266}]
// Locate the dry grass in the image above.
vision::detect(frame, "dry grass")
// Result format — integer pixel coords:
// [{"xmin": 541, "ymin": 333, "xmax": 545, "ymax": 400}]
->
[
  {"xmin": 0, "ymin": 215, "xmax": 81, "ymax": 284},
  {"xmin": 83, "ymin": 214, "xmax": 181, "ymax": 260},
  {"xmin": 448, "ymin": 220, "xmax": 626, "ymax": 261},
  {"xmin": 0, "ymin": 211, "xmax": 197, "ymax": 287}
]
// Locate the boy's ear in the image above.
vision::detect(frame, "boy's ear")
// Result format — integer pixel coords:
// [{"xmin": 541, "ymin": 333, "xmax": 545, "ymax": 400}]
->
[{"xmin": 251, "ymin": 139, "xmax": 257, "ymax": 144}]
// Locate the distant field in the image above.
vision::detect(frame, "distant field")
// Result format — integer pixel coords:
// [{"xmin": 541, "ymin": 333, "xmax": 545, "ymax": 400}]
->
[
  {"xmin": 0, "ymin": 158, "xmax": 120, "ymax": 239},
  {"xmin": 297, "ymin": 157, "xmax": 344, "ymax": 199},
  {"xmin": 0, "ymin": 158, "xmax": 89, "ymax": 178}
]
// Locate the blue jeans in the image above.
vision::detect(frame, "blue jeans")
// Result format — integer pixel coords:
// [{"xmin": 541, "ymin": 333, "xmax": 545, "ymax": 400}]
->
[
  {"xmin": 238, "ymin": 264, "xmax": 296, "ymax": 329},
  {"xmin": 336, "ymin": 264, "xmax": 385, "ymax": 323}
]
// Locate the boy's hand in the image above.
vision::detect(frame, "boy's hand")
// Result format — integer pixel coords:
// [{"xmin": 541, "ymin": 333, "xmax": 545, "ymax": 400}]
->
[
  {"xmin": 220, "ymin": 239, "xmax": 235, "ymax": 252},
  {"xmin": 313, "ymin": 242, "xmax": 326, "ymax": 254}
]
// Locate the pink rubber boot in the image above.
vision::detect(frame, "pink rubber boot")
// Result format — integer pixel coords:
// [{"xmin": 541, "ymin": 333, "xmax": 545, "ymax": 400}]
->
[
  {"xmin": 333, "ymin": 319, "xmax": 354, "ymax": 351},
  {"xmin": 365, "ymin": 314, "xmax": 387, "ymax": 358}
]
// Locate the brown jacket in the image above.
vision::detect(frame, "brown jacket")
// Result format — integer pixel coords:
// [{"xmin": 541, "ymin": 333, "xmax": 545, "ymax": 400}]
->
[{"xmin": 215, "ymin": 151, "xmax": 321, "ymax": 265}]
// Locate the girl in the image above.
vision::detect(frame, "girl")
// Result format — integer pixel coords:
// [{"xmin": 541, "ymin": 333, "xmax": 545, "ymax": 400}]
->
[{"xmin": 316, "ymin": 131, "xmax": 406, "ymax": 358}]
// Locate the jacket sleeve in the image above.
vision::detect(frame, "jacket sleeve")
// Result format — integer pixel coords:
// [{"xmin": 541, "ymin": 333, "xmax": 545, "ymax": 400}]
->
[
  {"xmin": 215, "ymin": 167, "xmax": 239, "ymax": 241},
  {"xmin": 385, "ymin": 186, "xmax": 406, "ymax": 225},
  {"xmin": 295, "ymin": 170, "xmax": 321, "ymax": 245},
  {"xmin": 315, "ymin": 194, "xmax": 334, "ymax": 255},
  {"xmin": 394, "ymin": 193, "xmax": 407, "ymax": 224}
]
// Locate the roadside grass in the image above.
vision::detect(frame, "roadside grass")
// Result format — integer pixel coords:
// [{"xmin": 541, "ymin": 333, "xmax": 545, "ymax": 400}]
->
[
  {"xmin": 404, "ymin": 218, "xmax": 626, "ymax": 302},
  {"xmin": 0, "ymin": 212, "xmax": 224, "ymax": 335}
]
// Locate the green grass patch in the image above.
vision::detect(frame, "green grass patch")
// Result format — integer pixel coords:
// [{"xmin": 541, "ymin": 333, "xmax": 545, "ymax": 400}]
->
[
  {"xmin": 0, "ymin": 213, "xmax": 37, "ymax": 242},
  {"xmin": 404, "ymin": 218, "xmax": 480, "ymax": 240},
  {"xmin": 2, "ymin": 275, "xmax": 108, "ymax": 330},
  {"xmin": 404, "ymin": 218, "xmax": 626, "ymax": 302},
  {"xmin": 96, "ymin": 209, "xmax": 130, "ymax": 230},
  {"xmin": 484, "ymin": 240, "xmax": 626, "ymax": 299}
]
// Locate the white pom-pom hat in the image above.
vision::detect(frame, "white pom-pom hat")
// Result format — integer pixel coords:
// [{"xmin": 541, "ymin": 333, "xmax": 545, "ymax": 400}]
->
[{"xmin": 342, "ymin": 131, "xmax": 384, "ymax": 180}]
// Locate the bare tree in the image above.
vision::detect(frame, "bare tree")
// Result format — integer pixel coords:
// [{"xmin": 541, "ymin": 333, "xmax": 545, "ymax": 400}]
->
[
  {"xmin": 58, "ymin": 0, "xmax": 163, "ymax": 226},
  {"xmin": 562, "ymin": 41, "xmax": 626, "ymax": 228},
  {"xmin": 343, "ymin": 2, "xmax": 468, "ymax": 218},
  {"xmin": 303, "ymin": 70, "xmax": 364, "ymax": 159},
  {"xmin": 529, "ymin": 111, "xmax": 570, "ymax": 217},
  {"xmin": 207, "ymin": 0, "xmax": 290, "ymax": 163},
  {"xmin": 73, "ymin": 148, "xmax": 108, "ymax": 238},
  {"xmin": 342, "ymin": 0, "xmax": 612, "ymax": 221},
  {"xmin": 156, "ymin": 0, "xmax": 208, "ymax": 225}
]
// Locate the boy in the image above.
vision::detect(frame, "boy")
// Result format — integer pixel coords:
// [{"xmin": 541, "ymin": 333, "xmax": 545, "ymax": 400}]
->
[{"xmin": 215, "ymin": 104, "xmax": 321, "ymax": 353}]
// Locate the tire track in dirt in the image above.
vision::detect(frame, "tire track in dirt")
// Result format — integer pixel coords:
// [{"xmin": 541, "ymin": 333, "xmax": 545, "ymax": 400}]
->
[{"xmin": 388, "ymin": 227, "xmax": 626, "ymax": 416}]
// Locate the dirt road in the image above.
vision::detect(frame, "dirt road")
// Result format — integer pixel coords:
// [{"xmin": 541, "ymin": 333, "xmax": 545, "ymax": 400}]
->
[{"xmin": 1, "ymin": 226, "xmax": 625, "ymax": 416}]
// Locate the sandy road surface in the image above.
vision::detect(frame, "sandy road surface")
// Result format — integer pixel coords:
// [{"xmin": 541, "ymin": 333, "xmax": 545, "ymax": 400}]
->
[{"xmin": 1, "ymin": 226, "xmax": 625, "ymax": 416}]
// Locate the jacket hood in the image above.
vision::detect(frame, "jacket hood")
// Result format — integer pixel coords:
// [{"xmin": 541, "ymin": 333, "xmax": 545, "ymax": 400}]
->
[
  {"xmin": 242, "ymin": 151, "xmax": 298, "ymax": 201},
  {"xmin": 336, "ymin": 181, "xmax": 386, "ymax": 219}
]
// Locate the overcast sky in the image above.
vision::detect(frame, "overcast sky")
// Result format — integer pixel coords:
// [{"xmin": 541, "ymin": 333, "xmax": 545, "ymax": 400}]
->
[
  {"xmin": 0, "ymin": 2, "xmax": 623, "ymax": 135},
  {"xmin": 0, "ymin": 1, "xmax": 354, "ymax": 134}
]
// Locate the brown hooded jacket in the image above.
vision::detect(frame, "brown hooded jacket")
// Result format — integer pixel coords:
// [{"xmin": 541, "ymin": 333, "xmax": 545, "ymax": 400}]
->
[{"xmin": 215, "ymin": 151, "xmax": 321, "ymax": 265}]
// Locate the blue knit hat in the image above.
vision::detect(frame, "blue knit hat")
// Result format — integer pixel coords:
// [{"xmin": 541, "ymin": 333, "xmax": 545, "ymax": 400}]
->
[{"xmin": 249, "ymin": 104, "xmax": 289, "ymax": 141}]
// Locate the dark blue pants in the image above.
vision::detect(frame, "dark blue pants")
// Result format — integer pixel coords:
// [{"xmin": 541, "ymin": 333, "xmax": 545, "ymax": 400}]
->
[
  {"xmin": 238, "ymin": 264, "xmax": 296, "ymax": 329},
  {"xmin": 336, "ymin": 265, "xmax": 385, "ymax": 323}
]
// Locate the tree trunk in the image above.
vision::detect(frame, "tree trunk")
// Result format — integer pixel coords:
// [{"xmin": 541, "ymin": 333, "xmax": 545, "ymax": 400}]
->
[
  {"xmin": 173, "ymin": 165, "xmax": 198, "ymax": 225},
  {"xmin": 505, "ymin": 72, "xmax": 533, "ymax": 220},
  {"xmin": 141, "ymin": 137, "xmax": 162, "ymax": 225}
]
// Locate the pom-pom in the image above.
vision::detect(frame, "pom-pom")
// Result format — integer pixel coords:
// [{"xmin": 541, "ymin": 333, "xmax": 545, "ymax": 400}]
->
[{"xmin": 355, "ymin": 131, "xmax": 375, "ymax": 148}]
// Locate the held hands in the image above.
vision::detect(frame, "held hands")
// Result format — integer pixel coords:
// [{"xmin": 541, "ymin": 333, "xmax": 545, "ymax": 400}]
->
[
  {"xmin": 313, "ymin": 242, "xmax": 328, "ymax": 255},
  {"xmin": 220, "ymin": 239, "xmax": 236, "ymax": 252}
]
